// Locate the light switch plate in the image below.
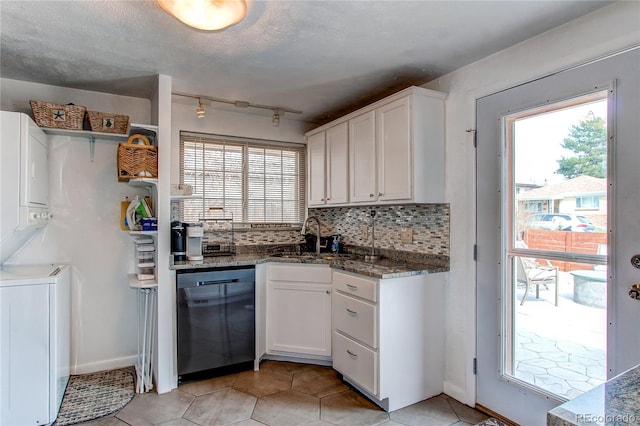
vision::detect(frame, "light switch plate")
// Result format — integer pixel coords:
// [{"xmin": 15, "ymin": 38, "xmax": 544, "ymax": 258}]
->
[
  {"xmin": 361, "ymin": 225, "xmax": 369, "ymax": 239},
  {"xmin": 400, "ymin": 228, "xmax": 413, "ymax": 243}
]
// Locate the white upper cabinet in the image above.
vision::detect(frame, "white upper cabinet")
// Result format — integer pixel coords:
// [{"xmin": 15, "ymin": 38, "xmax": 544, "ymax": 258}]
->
[
  {"xmin": 307, "ymin": 86, "xmax": 446, "ymax": 207},
  {"xmin": 307, "ymin": 131, "xmax": 326, "ymax": 206},
  {"xmin": 307, "ymin": 122, "xmax": 349, "ymax": 206},
  {"xmin": 376, "ymin": 97, "xmax": 412, "ymax": 202},
  {"xmin": 349, "ymin": 110, "xmax": 376, "ymax": 203}
]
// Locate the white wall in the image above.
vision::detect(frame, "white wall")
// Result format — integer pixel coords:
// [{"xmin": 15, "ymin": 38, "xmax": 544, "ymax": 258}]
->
[
  {"xmin": 1, "ymin": 79, "xmax": 153, "ymax": 373},
  {"xmin": 420, "ymin": 2, "xmax": 640, "ymax": 405}
]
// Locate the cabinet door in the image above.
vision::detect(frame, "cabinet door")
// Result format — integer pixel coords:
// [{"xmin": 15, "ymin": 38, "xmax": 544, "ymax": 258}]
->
[
  {"xmin": 25, "ymin": 123, "xmax": 49, "ymax": 206},
  {"xmin": 1, "ymin": 284, "xmax": 50, "ymax": 426},
  {"xmin": 267, "ymin": 282, "xmax": 332, "ymax": 356},
  {"xmin": 349, "ymin": 111, "xmax": 377, "ymax": 203},
  {"xmin": 307, "ymin": 131, "xmax": 326, "ymax": 206},
  {"xmin": 376, "ymin": 97, "xmax": 412, "ymax": 201},
  {"xmin": 325, "ymin": 122, "xmax": 349, "ymax": 204}
]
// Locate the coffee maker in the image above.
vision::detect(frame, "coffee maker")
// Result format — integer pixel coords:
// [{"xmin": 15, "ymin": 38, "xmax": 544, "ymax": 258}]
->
[
  {"xmin": 171, "ymin": 221, "xmax": 186, "ymax": 261},
  {"xmin": 185, "ymin": 222, "xmax": 204, "ymax": 261}
]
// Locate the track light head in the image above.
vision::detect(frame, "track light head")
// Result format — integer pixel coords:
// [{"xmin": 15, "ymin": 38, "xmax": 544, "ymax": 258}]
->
[
  {"xmin": 272, "ymin": 111, "xmax": 280, "ymax": 127},
  {"xmin": 196, "ymin": 99, "xmax": 205, "ymax": 118}
]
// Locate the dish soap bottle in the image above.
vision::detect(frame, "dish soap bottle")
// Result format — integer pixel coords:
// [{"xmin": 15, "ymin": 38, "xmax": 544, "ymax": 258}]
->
[
  {"xmin": 331, "ymin": 235, "xmax": 340, "ymax": 254},
  {"xmin": 120, "ymin": 196, "xmax": 130, "ymax": 230}
]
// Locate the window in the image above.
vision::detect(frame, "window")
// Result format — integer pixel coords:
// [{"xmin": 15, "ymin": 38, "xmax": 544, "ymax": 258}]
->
[
  {"xmin": 180, "ymin": 132, "xmax": 306, "ymax": 224},
  {"xmin": 523, "ymin": 201, "xmax": 543, "ymax": 212},
  {"xmin": 576, "ymin": 195, "xmax": 599, "ymax": 209}
]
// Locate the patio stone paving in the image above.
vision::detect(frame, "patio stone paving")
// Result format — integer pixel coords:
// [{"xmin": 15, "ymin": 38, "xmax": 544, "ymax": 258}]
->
[{"xmin": 513, "ymin": 271, "xmax": 606, "ymax": 400}]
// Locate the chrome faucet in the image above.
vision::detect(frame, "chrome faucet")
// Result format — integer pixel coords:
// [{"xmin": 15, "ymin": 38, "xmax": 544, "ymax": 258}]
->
[
  {"xmin": 301, "ymin": 216, "xmax": 321, "ymax": 255},
  {"xmin": 366, "ymin": 210, "xmax": 379, "ymax": 262}
]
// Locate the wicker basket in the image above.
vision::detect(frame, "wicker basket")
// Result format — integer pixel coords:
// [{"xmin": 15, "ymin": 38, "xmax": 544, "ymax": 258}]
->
[
  {"xmin": 86, "ymin": 110, "xmax": 129, "ymax": 134},
  {"xmin": 30, "ymin": 100, "xmax": 86, "ymax": 130},
  {"xmin": 117, "ymin": 134, "xmax": 158, "ymax": 182}
]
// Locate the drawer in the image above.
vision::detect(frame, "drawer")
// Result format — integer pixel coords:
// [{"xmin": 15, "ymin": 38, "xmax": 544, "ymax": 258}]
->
[
  {"xmin": 333, "ymin": 293, "xmax": 377, "ymax": 348},
  {"xmin": 333, "ymin": 332, "xmax": 377, "ymax": 396},
  {"xmin": 268, "ymin": 264, "xmax": 332, "ymax": 283},
  {"xmin": 333, "ymin": 271, "xmax": 377, "ymax": 302}
]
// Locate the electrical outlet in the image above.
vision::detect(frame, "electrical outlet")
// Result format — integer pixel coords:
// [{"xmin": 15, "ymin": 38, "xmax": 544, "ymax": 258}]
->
[
  {"xmin": 400, "ymin": 228, "xmax": 413, "ymax": 243},
  {"xmin": 360, "ymin": 225, "xmax": 369, "ymax": 239}
]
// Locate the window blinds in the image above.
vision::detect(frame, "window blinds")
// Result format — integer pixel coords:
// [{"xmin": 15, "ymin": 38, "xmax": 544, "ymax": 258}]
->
[{"xmin": 179, "ymin": 132, "xmax": 306, "ymax": 224}]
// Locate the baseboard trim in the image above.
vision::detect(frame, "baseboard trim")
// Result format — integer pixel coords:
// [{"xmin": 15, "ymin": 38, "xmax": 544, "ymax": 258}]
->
[
  {"xmin": 72, "ymin": 355, "xmax": 137, "ymax": 375},
  {"xmin": 475, "ymin": 404, "xmax": 518, "ymax": 426}
]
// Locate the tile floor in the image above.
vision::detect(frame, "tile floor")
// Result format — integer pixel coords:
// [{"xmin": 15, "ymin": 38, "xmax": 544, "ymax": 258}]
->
[{"xmin": 80, "ymin": 360, "xmax": 490, "ymax": 426}]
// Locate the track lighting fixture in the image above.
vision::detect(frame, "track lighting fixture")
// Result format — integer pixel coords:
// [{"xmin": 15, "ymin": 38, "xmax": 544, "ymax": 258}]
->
[
  {"xmin": 174, "ymin": 92, "xmax": 302, "ymax": 124},
  {"xmin": 196, "ymin": 99, "xmax": 205, "ymax": 118}
]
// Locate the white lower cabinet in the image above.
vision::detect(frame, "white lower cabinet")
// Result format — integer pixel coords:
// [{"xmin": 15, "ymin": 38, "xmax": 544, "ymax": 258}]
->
[
  {"xmin": 266, "ymin": 264, "xmax": 332, "ymax": 357},
  {"xmin": 332, "ymin": 270, "xmax": 445, "ymax": 412}
]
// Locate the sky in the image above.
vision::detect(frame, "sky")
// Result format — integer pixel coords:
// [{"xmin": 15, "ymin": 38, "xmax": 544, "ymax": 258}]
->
[{"xmin": 513, "ymin": 99, "xmax": 607, "ymax": 185}]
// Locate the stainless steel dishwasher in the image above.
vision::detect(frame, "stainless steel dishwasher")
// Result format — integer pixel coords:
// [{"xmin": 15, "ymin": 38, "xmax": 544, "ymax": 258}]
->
[{"xmin": 176, "ymin": 266, "xmax": 255, "ymax": 379}]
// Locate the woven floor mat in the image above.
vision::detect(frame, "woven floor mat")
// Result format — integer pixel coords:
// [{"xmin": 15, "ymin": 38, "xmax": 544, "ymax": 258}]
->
[{"xmin": 54, "ymin": 367, "xmax": 135, "ymax": 426}]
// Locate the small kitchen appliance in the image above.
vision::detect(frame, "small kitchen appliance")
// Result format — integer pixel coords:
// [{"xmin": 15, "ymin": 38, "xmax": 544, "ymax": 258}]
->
[
  {"xmin": 171, "ymin": 221, "xmax": 186, "ymax": 261},
  {"xmin": 185, "ymin": 222, "xmax": 204, "ymax": 261}
]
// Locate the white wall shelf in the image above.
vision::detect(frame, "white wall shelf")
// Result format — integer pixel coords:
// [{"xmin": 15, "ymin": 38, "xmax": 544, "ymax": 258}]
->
[
  {"xmin": 128, "ymin": 273, "xmax": 158, "ymax": 288},
  {"xmin": 41, "ymin": 127, "xmax": 127, "ymax": 141},
  {"xmin": 41, "ymin": 123, "xmax": 157, "ymax": 162},
  {"xmin": 127, "ymin": 178, "xmax": 158, "ymax": 188},
  {"xmin": 128, "ymin": 230, "xmax": 158, "ymax": 236}
]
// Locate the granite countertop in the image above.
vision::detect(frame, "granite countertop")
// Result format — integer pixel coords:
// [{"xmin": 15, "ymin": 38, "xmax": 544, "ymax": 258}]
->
[
  {"xmin": 170, "ymin": 252, "xmax": 449, "ymax": 279},
  {"xmin": 547, "ymin": 364, "xmax": 640, "ymax": 425}
]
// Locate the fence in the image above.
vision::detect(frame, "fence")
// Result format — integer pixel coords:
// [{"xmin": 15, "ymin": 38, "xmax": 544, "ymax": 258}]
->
[{"xmin": 524, "ymin": 229, "xmax": 607, "ymax": 272}]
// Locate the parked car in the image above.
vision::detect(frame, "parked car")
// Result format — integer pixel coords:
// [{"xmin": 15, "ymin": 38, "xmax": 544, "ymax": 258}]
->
[{"xmin": 526, "ymin": 213, "xmax": 595, "ymax": 232}]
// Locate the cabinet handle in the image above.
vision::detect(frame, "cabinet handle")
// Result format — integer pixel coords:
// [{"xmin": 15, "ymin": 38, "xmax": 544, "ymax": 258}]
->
[
  {"xmin": 346, "ymin": 284, "xmax": 358, "ymax": 290},
  {"xmin": 346, "ymin": 308, "xmax": 357, "ymax": 315},
  {"xmin": 326, "ymin": 290, "xmax": 331, "ymax": 294},
  {"xmin": 346, "ymin": 350, "xmax": 358, "ymax": 358},
  {"xmin": 369, "ymin": 193, "xmax": 375, "ymax": 197},
  {"xmin": 378, "ymin": 192, "xmax": 384, "ymax": 196},
  {"xmin": 326, "ymin": 197, "xmax": 330, "ymax": 201}
]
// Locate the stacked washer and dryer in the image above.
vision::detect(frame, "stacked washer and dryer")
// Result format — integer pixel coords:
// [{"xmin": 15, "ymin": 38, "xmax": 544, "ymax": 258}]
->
[{"xmin": 0, "ymin": 111, "xmax": 71, "ymax": 425}]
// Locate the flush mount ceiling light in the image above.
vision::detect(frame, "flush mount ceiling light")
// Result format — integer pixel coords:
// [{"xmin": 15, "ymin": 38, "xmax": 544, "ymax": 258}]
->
[
  {"xmin": 157, "ymin": 0, "xmax": 247, "ymax": 31},
  {"xmin": 196, "ymin": 99, "xmax": 205, "ymax": 118}
]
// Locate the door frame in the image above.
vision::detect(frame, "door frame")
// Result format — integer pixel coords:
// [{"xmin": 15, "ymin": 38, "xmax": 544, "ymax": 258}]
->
[{"xmin": 475, "ymin": 47, "xmax": 640, "ymax": 425}]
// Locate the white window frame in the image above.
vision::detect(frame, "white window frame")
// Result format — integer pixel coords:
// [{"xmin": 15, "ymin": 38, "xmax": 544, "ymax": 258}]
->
[
  {"xmin": 179, "ymin": 132, "xmax": 306, "ymax": 225},
  {"xmin": 575, "ymin": 195, "xmax": 600, "ymax": 210}
]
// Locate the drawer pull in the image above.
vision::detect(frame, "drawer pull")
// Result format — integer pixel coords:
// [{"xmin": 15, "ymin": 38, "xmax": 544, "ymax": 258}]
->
[
  {"xmin": 346, "ymin": 283, "xmax": 358, "ymax": 290},
  {"xmin": 346, "ymin": 308, "xmax": 358, "ymax": 315},
  {"xmin": 346, "ymin": 349, "xmax": 358, "ymax": 358}
]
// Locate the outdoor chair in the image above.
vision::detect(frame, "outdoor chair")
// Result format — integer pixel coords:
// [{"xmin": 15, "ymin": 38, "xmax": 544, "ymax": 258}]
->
[{"xmin": 516, "ymin": 256, "xmax": 559, "ymax": 306}]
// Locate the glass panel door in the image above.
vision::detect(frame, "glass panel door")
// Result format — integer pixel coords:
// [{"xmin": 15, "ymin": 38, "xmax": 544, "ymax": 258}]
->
[{"xmin": 504, "ymin": 93, "xmax": 609, "ymax": 399}]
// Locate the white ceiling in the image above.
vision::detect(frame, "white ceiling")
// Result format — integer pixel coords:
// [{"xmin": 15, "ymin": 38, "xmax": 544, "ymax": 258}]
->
[{"xmin": 0, "ymin": 0, "xmax": 610, "ymax": 125}]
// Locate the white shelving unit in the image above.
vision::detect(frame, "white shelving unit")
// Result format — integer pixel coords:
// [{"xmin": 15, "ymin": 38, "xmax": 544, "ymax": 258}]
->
[{"xmin": 124, "ymin": 160, "xmax": 158, "ymax": 394}]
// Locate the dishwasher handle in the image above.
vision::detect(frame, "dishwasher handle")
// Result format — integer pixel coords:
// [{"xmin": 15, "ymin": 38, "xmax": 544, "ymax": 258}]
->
[{"xmin": 196, "ymin": 278, "xmax": 239, "ymax": 286}]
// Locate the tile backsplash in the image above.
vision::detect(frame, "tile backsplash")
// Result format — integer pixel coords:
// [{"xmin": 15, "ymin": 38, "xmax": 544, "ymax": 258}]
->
[
  {"xmin": 309, "ymin": 204, "xmax": 450, "ymax": 256},
  {"xmin": 209, "ymin": 204, "xmax": 450, "ymax": 257}
]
